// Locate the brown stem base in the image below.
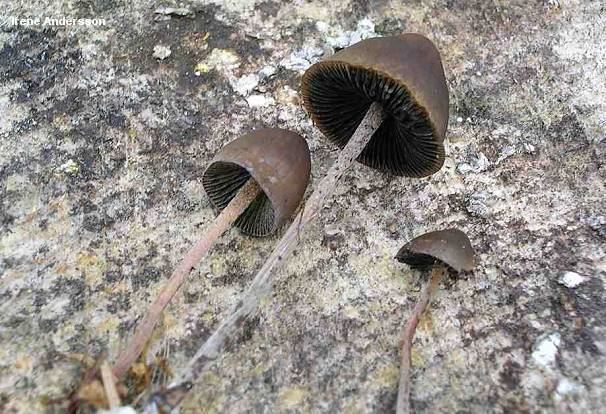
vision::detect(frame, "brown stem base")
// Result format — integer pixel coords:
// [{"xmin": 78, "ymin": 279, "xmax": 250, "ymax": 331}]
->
[
  {"xmin": 396, "ymin": 265, "xmax": 446, "ymax": 414},
  {"xmin": 145, "ymin": 102, "xmax": 385, "ymax": 412},
  {"xmin": 112, "ymin": 178, "xmax": 261, "ymax": 379},
  {"xmin": 100, "ymin": 361, "xmax": 121, "ymax": 409}
]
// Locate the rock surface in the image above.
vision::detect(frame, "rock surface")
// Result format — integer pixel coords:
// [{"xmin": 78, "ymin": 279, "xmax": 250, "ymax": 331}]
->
[{"xmin": 1, "ymin": 0, "xmax": 605, "ymax": 413}]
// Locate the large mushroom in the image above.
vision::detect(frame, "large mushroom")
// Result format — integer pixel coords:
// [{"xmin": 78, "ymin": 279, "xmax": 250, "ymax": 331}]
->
[
  {"xmin": 395, "ymin": 228, "xmax": 475, "ymax": 414},
  {"xmin": 112, "ymin": 128, "xmax": 310, "ymax": 379},
  {"xmin": 302, "ymin": 33, "xmax": 448, "ymax": 177},
  {"xmin": 149, "ymin": 33, "xmax": 449, "ymax": 409}
]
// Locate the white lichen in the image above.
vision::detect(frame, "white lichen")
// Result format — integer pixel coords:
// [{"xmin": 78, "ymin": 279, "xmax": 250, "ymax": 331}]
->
[
  {"xmin": 98, "ymin": 406, "xmax": 137, "ymax": 414},
  {"xmin": 532, "ymin": 332, "xmax": 561, "ymax": 369},
  {"xmin": 58, "ymin": 159, "xmax": 79, "ymax": 175},
  {"xmin": 154, "ymin": 6, "xmax": 193, "ymax": 17},
  {"xmin": 152, "ymin": 45, "xmax": 171, "ymax": 60},
  {"xmin": 246, "ymin": 94, "xmax": 275, "ymax": 107},
  {"xmin": 457, "ymin": 152, "xmax": 491, "ymax": 174},
  {"xmin": 279, "ymin": 46, "xmax": 324, "ymax": 71},
  {"xmin": 325, "ymin": 18, "xmax": 378, "ymax": 49},
  {"xmin": 258, "ymin": 65, "xmax": 277, "ymax": 81},
  {"xmin": 231, "ymin": 73, "xmax": 260, "ymax": 96},
  {"xmin": 559, "ymin": 271, "xmax": 587, "ymax": 289},
  {"xmin": 555, "ymin": 377, "xmax": 584, "ymax": 401}
]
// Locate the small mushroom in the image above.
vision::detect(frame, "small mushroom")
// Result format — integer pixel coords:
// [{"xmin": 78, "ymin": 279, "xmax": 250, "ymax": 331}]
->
[
  {"xmin": 394, "ymin": 228, "xmax": 475, "ymax": 414},
  {"xmin": 154, "ymin": 34, "xmax": 451, "ymax": 410},
  {"xmin": 112, "ymin": 128, "xmax": 310, "ymax": 379},
  {"xmin": 202, "ymin": 128, "xmax": 311, "ymax": 236}
]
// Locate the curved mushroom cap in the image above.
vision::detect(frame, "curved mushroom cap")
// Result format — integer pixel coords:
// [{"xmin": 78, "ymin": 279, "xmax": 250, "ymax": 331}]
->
[
  {"xmin": 202, "ymin": 128, "xmax": 311, "ymax": 237},
  {"xmin": 301, "ymin": 33, "xmax": 449, "ymax": 177},
  {"xmin": 395, "ymin": 229, "xmax": 475, "ymax": 272}
]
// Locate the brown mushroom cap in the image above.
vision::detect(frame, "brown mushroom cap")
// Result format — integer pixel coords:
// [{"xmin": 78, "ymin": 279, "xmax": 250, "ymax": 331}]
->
[
  {"xmin": 202, "ymin": 128, "xmax": 311, "ymax": 237},
  {"xmin": 395, "ymin": 229, "xmax": 475, "ymax": 272},
  {"xmin": 301, "ymin": 33, "xmax": 449, "ymax": 177}
]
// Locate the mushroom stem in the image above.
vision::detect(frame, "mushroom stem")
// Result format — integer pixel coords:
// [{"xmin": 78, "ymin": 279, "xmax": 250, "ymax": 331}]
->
[
  {"xmin": 100, "ymin": 361, "xmax": 121, "ymax": 409},
  {"xmin": 112, "ymin": 178, "xmax": 262, "ymax": 380},
  {"xmin": 396, "ymin": 265, "xmax": 446, "ymax": 414},
  {"xmin": 150, "ymin": 103, "xmax": 384, "ymax": 409}
]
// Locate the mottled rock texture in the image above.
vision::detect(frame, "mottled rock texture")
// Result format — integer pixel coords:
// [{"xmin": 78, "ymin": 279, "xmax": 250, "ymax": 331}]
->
[{"xmin": 1, "ymin": 0, "xmax": 605, "ymax": 413}]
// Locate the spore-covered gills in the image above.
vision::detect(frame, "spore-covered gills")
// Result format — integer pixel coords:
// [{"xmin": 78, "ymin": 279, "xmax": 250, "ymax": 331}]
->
[
  {"xmin": 203, "ymin": 162, "xmax": 276, "ymax": 236},
  {"xmin": 302, "ymin": 34, "xmax": 450, "ymax": 178},
  {"xmin": 304, "ymin": 63, "xmax": 443, "ymax": 177}
]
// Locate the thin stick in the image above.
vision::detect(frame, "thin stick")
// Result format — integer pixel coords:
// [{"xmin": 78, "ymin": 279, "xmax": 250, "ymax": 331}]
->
[
  {"xmin": 112, "ymin": 179, "xmax": 262, "ymax": 379},
  {"xmin": 101, "ymin": 360, "xmax": 121, "ymax": 409},
  {"xmin": 147, "ymin": 103, "xmax": 384, "ymax": 411},
  {"xmin": 396, "ymin": 265, "xmax": 446, "ymax": 414}
]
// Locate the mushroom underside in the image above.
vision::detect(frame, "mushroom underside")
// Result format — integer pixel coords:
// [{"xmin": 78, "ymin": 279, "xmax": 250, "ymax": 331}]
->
[
  {"xmin": 303, "ymin": 62, "xmax": 444, "ymax": 177},
  {"xmin": 202, "ymin": 161, "xmax": 276, "ymax": 236},
  {"xmin": 395, "ymin": 251, "xmax": 442, "ymax": 269}
]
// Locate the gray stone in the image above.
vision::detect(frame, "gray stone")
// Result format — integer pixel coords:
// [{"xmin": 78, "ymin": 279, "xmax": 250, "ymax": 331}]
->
[{"xmin": 0, "ymin": 1, "xmax": 605, "ymax": 413}]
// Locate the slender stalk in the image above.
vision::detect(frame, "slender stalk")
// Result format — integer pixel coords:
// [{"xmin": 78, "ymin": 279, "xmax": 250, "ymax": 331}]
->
[
  {"xmin": 100, "ymin": 361, "xmax": 121, "ymax": 409},
  {"xmin": 396, "ymin": 265, "xmax": 446, "ymax": 414},
  {"xmin": 112, "ymin": 179, "xmax": 261, "ymax": 379},
  {"xmin": 147, "ymin": 103, "xmax": 384, "ymax": 411}
]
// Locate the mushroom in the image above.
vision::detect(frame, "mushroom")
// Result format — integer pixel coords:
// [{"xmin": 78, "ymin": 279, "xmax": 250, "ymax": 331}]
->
[
  {"xmin": 148, "ymin": 33, "xmax": 449, "ymax": 410},
  {"xmin": 302, "ymin": 33, "xmax": 449, "ymax": 177},
  {"xmin": 394, "ymin": 228, "xmax": 475, "ymax": 414},
  {"xmin": 112, "ymin": 128, "xmax": 310, "ymax": 379}
]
